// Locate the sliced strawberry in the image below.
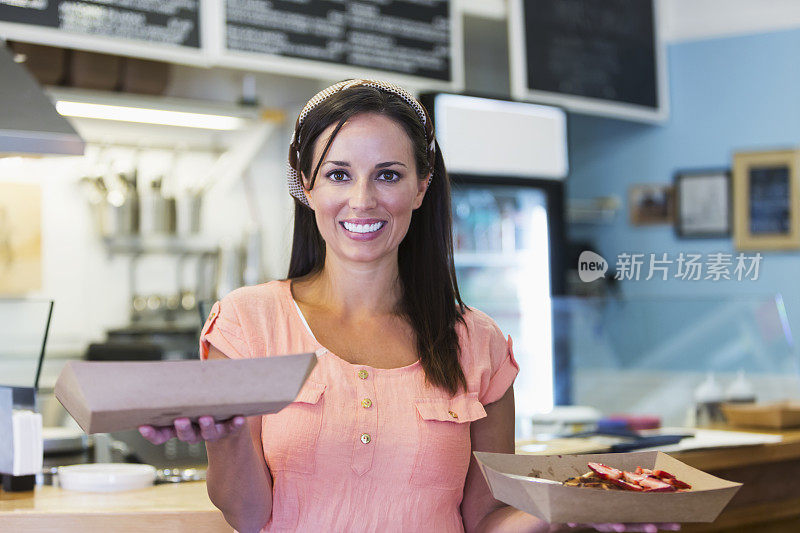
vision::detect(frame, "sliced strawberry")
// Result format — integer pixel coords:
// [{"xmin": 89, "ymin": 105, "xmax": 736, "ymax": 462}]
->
[
  {"xmin": 609, "ymin": 478, "xmax": 645, "ymax": 491},
  {"xmin": 638, "ymin": 476, "xmax": 677, "ymax": 492},
  {"xmin": 644, "ymin": 485, "xmax": 679, "ymax": 493},
  {"xmin": 653, "ymin": 469, "xmax": 676, "ymax": 480},
  {"xmin": 666, "ymin": 477, "xmax": 692, "ymax": 490},
  {"xmin": 622, "ymin": 471, "xmax": 645, "ymax": 484},
  {"xmin": 588, "ymin": 462, "xmax": 622, "ymax": 480}
]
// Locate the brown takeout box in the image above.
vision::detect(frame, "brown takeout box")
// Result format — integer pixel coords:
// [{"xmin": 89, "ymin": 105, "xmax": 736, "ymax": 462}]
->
[
  {"xmin": 474, "ymin": 451, "xmax": 741, "ymax": 524},
  {"xmin": 55, "ymin": 353, "xmax": 316, "ymax": 434}
]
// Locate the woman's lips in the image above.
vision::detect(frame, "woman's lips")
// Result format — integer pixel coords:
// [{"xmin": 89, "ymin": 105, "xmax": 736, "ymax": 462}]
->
[{"xmin": 339, "ymin": 220, "xmax": 387, "ymax": 241}]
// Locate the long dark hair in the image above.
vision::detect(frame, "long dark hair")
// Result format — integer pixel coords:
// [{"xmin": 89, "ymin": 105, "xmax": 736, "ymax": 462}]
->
[{"xmin": 287, "ymin": 86, "xmax": 468, "ymax": 395}]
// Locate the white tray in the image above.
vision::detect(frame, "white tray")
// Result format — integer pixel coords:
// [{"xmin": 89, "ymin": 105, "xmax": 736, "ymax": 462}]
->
[{"xmin": 58, "ymin": 463, "xmax": 156, "ymax": 492}]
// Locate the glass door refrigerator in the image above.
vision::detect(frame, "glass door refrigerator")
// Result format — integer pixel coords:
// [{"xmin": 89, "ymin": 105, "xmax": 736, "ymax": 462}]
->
[{"xmin": 422, "ymin": 93, "xmax": 569, "ymax": 435}]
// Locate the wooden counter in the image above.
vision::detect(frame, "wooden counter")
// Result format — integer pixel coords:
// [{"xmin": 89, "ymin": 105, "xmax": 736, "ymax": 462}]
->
[
  {"xmin": 674, "ymin": 429, "xmax": 800, "ymax": 533},
  {"xmin": 3, "ymin": 429, "xmax": 799, "ymax": 532},
  {"xmin": 0, "ymin": 481, "xmax": 232, "ymax": 532}
]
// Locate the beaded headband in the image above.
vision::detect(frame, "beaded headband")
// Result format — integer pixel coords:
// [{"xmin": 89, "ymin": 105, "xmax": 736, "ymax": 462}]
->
[{"xmin": 287, "ymin": 79, "xmax": 436, "ymax": 207}]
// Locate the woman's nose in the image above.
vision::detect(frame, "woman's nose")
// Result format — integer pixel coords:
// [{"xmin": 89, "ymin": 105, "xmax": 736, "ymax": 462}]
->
[{"xmin": 349, "ymin": 177, "xmax": 378, "ymax": 210}]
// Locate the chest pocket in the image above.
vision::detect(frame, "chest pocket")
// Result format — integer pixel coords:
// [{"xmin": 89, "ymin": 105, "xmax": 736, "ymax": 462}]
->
[
  {"xmin": 410, "ymin": 392, "xmax": 487, "ymax": 490},
  {"xmin": 262, "ymin": 380, "xmax": 326, "ymax": 475}
]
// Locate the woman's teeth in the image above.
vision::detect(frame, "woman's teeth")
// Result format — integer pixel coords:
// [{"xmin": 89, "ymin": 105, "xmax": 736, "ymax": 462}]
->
[{"xmin": 343, "ymin": 221, "xmax": 385, "ymax": 234}]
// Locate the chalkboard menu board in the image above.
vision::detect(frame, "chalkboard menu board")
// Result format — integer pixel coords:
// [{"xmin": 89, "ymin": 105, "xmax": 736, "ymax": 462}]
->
[
  {"xmin": 508, "ymin": 0, "xmax": 666, "ymax": 123},
  {"xmin": 224, "ymin": 0, "xmax": 453, "ymax": 83},
  {"xmin": 0, "ymin": 0, "xmax": 200, "ymax": 48}
]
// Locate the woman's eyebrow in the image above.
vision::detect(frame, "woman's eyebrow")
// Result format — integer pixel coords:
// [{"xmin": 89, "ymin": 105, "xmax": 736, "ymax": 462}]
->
[
  {"xmin": 375, "ymin": 161, "xmax": 407, "ymax": 169},
  {"xmin": 322, "ymin": 160, "xmax": 407, "ymax": 168}
]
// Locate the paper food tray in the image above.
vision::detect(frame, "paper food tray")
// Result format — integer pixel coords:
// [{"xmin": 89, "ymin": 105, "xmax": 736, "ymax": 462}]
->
[
  {"xmin": 55, "ymin": 353, "xmax": 316, "ymax": 434},
  {"xmin": 474, "ymin": 451, "xmax": 741, "ymax": 524}
]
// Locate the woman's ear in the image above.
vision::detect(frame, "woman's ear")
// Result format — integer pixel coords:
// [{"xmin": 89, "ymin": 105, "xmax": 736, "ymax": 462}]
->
[{"xmin": 412, "ymin": 173, "xmax": 430, "ymax": 210}]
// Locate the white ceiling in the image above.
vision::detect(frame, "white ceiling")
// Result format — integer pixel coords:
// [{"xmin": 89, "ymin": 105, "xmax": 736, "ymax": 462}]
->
[{"xmin": 458, "ymin": 0, "xmax": 800, "ymax": 43}]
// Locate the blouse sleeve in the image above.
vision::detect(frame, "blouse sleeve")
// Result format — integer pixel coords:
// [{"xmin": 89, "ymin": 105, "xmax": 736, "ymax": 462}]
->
[
  {"xmin": 199, "ymin": 298, "xmax": 251, "ymax": 360},
  {"xmin": 479, "ymin": 322, "xmax": 520, "ymax": 405}
]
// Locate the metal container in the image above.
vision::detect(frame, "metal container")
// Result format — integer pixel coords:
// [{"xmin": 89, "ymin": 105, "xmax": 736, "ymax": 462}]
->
[
  {"xmin": 100, "ymin": 194, "xmax": 138, "ymax": 236},
  {"xmin": 139, "ymin": 192, "xmax": 175, "ymax": 235},
  {"xmin": 175, "ymin": 192, "xmax": 202, "ymax": 235}
]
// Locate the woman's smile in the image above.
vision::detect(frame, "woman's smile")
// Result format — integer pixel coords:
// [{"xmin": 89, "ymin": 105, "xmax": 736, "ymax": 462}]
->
[{"xmin": 340, "ymin": 218, "xmax": 388, "ymax": 240}]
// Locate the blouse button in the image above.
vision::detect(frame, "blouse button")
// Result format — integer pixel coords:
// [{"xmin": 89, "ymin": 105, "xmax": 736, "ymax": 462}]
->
[
  {"xmin": 360, "ymin": 433, "xmax": 371, "ymax": 444},
  {"xmin": 357, "ymin": 369, "xmax": 369, "ymax": 380},
  {"xmin": 361, "ymin": 398, "xmax": 372, "ymax": 409},
  {"xmin": 448, "ymin": 410, "xmax": 458, "ymax": 419}
]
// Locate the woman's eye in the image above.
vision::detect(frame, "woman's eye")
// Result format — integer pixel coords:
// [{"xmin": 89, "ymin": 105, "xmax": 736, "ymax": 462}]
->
[
  {"xmin": 327, "ymin": 170, "xmax": 348, "ymax": 181},
  {"xmin": 378, "ymin": 170, "xmax": 400, "ymax": 182}
]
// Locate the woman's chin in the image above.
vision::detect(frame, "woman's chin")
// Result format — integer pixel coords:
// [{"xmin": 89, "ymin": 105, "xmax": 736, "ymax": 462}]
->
[{"xmin": 330, "ymin": 243, "xmax": 394, "ymax": 265}]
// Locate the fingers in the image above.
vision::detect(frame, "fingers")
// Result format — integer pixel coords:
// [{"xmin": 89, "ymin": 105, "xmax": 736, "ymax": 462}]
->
[
  {"xmin": 584, "ymin": 525, "xmax": 680, "ymax": 532},
  {"xmin": 566, "ymin": 525, "xmax": 620, "ymax": 532},
  {"xmin": 596, "ymin": 525, "xmax": 626, "ymax": 532},
  {"xmin": 228, "ymin": 416, "xmax": 247, "ymax": 433},
  {"xmin": 174, "ymin": 418, "xmax": 202, "ymax": 444},
  {"xmin": 197, "ymin": 416, "xmax": 219, "ymax": 441},
  {"xmin": 199, "ymin": 416, "xmax": 233, "ymax": 441},
  {"xmin": 139, "ymin": 416, "xmax": 247, "ymax": 445},
  {"xmin": 138, "ymin": 425, "xmax": 177, "ymax": 445}
]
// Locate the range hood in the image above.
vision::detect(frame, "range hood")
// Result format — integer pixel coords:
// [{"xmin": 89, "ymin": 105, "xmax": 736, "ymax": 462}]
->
[{"xmin": 0, "ymin": 43, "xmax": 85, "ymax": 156}]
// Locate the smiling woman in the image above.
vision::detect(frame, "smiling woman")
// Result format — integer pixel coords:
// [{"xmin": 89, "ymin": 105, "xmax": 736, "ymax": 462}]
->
[
  {"xmin": 285, "ymin": 80, "xmax": 467, "ymax": 394},
  {"xmin": 138, "ymin": 79, "xmax": 675, "ymax": 533}
]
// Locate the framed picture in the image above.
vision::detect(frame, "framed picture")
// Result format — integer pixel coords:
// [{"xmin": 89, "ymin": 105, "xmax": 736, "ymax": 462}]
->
[
  {"xmin": 674, "ymin": 169, "xmax": 731, "ymax": 238},
  {"xmin": 733, "ymin": 149, "xmax": 800, "ymax": 250},
  {"xmin": 629, "ymin": 184, "xmax": 674, "ymax": 226}
]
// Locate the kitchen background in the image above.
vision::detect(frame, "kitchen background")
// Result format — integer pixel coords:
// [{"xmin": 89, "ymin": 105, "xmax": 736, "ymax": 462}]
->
[{"xmin": 2, "ymin": 0, "xmax": 800, "ymax": 452}]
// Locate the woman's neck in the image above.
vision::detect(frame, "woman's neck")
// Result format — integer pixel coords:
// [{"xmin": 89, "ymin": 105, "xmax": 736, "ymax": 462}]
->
[{"xmin": 294, "ymin": 252, "xmax": 403, "ymax": 318}]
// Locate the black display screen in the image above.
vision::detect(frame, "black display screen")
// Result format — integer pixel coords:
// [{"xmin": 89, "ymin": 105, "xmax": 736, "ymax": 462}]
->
[
  {"xmin": 225, "ymin": 0, "xmax": 452, "ymax": 81},
  {"xmin": 0, "ymin": 0, "xmax": 201, "ymax": 48},
  {"xmin": 522, "ymin": 0, "xmax": 658, "ymax": 109}
]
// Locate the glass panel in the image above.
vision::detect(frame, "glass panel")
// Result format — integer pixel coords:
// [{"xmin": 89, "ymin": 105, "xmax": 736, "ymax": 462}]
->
[
  {"xmin": 0, "ymin": 299, "xmax": 53, "ymax": 389},
  {"xmin": 551, "ymin": 294, "xmax": 796, "ymax": 425},
  {"xmin": 453, "ymin": 185, "xmax": 554, "ymax": 419}
]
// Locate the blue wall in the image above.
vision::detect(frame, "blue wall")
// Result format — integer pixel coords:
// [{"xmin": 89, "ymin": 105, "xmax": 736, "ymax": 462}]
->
[{"xmin": 566, "ymin": 28, "xmax": 800, "ymax": 367}]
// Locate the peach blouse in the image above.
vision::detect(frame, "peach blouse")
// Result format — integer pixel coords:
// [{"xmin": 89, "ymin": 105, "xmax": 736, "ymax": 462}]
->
[{"xmin": 199, "ymin": 279, "xmax": 518, "ymax": 532}]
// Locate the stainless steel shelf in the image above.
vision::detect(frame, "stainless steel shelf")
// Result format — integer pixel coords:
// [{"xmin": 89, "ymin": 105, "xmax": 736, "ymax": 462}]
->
[{"xmin": 102, "ymin": 235, "xmax": 219, "ymax": 255}]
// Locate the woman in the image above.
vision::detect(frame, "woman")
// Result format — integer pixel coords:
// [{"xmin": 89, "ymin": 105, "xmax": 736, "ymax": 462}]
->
[{"xmin": 140, "ymin": 80, "xmax": 677, "ymax": 533}]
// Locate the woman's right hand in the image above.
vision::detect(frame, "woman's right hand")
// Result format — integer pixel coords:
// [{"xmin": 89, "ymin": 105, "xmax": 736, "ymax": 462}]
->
[{"xmin": 138, "ymin": 415, "xmax": 246, "ymax": 445}]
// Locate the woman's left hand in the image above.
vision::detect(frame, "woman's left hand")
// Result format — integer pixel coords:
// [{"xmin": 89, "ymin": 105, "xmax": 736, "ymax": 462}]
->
[{"xmin": 566, "ymin": 524, "xmax": 680, "ymax": 532}]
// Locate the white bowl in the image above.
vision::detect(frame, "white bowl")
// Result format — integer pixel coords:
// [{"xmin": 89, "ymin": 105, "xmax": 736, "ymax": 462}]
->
[{"xmin": 57, "ymin": 463, "xmax": 157, "ymax": 492}]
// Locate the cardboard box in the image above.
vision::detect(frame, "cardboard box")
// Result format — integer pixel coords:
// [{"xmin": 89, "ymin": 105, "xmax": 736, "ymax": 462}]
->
[
  {"xmin": 722, "ymin": 401, "xmax": 800, "ymax": 429},
  {"xmin": 55, "ymin": 353, "xmax": 316, "ymax": 434},
  {"xmin": 474, "ymin": 451, "xmax": 741, "ymax": 524}
]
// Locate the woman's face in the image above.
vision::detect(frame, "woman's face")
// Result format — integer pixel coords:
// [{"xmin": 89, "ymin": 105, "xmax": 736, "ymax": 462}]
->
[{"xmin": 303, "ymin": 112, "xmax": 428, "ymax": 267}]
